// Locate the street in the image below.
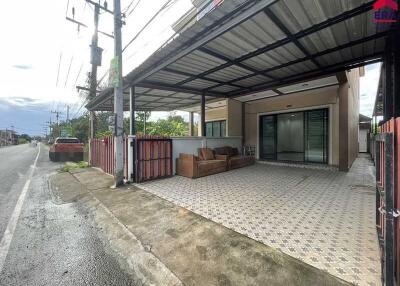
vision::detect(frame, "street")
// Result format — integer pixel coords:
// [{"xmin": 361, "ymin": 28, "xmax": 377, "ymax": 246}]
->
[{"xmin": 0, "ymin": 144, "xmax": 136, "ymax": 286}]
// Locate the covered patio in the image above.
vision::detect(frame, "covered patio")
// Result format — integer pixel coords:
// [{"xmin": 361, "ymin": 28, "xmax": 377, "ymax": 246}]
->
[
  {"xmin": 138, "ymin": 156, "xmax": 380, "ymax": 286},
  {"xmin": 84, "ymin": 1, "xmax": 400, "ymax": 285}
]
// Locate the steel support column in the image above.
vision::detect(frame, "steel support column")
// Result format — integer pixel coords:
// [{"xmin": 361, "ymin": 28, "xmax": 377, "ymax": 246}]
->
[
  {"xmin": 129, "ymin": 86, "xmax": 135, "ymax": 135},
  {"xmin": 189, "ymin": 111, "xmax": 194, "ymax": 136},
  {"xmin": 201, "ymin": 94, "xmax": 206, "ymax": 137}
]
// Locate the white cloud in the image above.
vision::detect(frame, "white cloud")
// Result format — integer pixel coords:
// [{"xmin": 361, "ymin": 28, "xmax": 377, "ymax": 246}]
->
[{"xmin": 0, "ymin": 0, "xmax": 193, "ymax": 119}]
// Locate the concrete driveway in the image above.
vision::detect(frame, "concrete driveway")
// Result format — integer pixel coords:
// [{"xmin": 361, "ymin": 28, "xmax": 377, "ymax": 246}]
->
[{"xmin": 138, "ymin": 156, "xmax": 380, "ymax": 286}]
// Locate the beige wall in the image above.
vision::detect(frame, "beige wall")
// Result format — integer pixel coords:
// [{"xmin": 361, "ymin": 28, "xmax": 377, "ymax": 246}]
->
[
  {"xmin": 245, "ymin": 86, "xmax": 340, "ymax": 165},
  {"xmin": 227, "ymin": 99, "xmax": 242, "ymax": 136},
  {"xmin": 194, "ymin": 68, "xmax": 362, "ymax": 169},
  {"xmin": 198, "ymin": 100, "xmax": 227, "ymax": 136},
  {"xmin": 199, "ymin": 99, "xmax": 243, "ymax": 137},
  {"xmin": 346, "ymin": 69, "xmax": 361, "ymax": 169}
]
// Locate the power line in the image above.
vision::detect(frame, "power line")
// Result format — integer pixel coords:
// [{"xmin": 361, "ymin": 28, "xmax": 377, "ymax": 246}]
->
[
  {"xmin": 64, "ymin": 56, "xmax": 74, "ymax": 87},
  {"xmin": 55, "ymin": 52, "xmax": 63, "ymax": 86},
  {"xmin": 122, "ymin": 0, "xmax": 175, "ymax": 52},
  {"xmin": 126, "ymin": 0, "xmax": 141, "ymax": 17}
]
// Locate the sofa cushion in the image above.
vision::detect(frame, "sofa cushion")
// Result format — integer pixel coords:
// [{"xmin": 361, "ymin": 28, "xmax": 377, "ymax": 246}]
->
[
  {"xmin": 199, "ymin": 148, "xmax": 215, "ymax": 160},
  {"xmin": 231, "ymin": 147, "xmax": 239, "ymax": 156},
  {"xmin": 229, "ymin": 155, "xmax": 254, "ymax": 168},
  {"xmin": 214, "ymin": 146, "xmax": 229, "ymax": 155},
  {"xmin": 214, "ymin": 146, "xmax": 239, "ymax": 156},
  {"xmin": 197, "ymin": 160, "xmax": 226, "ymax": 172}
]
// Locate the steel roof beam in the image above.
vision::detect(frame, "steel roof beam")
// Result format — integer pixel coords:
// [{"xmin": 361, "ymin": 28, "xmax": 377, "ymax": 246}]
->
[
  {"xmin": 181, "ymin": 1, "xmax": 375, "ymax": 93},
  {"xmin": 228, "ymin": 53, "xmax": 383, "ymax": 97},
  {"xmin": 197, "ymin": 47, "xmax": 275, "ymax": 79},
  {"xmin": 134, "ymin": 91, "xmax": 199, "ymax": 101},
  {"xmin": 127, "ymin": 0, "xmax": 278, "ymax": 86},
  {"xmin": 162, "ymin": 67, "xmax": 245, "ymax": 89},
  {"xmin": 207, "ymin": 28, "xmax": 390, "ymax": 92},
  {"xmin": 138, "ymin": 81, "xmax": 226, "ymax": 98},
  {"xmin": 263, "ymin": 8, "xmax": 322, "ymax": 69}
]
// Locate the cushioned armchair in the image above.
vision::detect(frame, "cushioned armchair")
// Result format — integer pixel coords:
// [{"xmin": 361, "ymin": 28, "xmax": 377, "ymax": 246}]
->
[{"xmin": 176, "ymin": 148, "xmax": 228, "ymax": 178}]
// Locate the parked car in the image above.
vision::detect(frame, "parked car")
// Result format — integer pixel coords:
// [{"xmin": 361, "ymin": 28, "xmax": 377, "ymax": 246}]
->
[{"xmin": 49, "ymin": 137, "xmax": 84, "ymax": 162}]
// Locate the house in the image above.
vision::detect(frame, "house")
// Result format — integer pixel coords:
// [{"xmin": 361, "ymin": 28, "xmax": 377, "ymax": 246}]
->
[
  {"xmin": 85, "ymin": 1, "xmax": 400, "ymax": 285},
  {"xmin": 0, "ymin": 130, "xmax": 18, "ymax": 146},
  {"xmin": 182, "ymin": 70, "xmax": 363, "ymax": 170}
]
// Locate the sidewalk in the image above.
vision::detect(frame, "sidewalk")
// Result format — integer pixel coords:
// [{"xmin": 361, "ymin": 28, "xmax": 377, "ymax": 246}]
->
[{"xmin": 50, "ymin": 167, "xmax": 351, "ymax": 286}]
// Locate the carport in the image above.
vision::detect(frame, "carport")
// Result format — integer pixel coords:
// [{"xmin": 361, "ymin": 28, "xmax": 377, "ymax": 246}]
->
[
  {"xmin": 139, "ymin": 156, "xmax": 379, "ymax": 285},
  {"xmin": 86, "ymin": 0, "xmax": 399, "ymax": 285}
]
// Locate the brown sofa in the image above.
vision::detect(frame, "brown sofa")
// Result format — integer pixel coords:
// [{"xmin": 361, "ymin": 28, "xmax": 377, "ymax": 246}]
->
[
  {"xmin": 176, "ymin": 150, "xmax": 228, "ymax": 178},
  {"xmin": 176, "ymin": 147, "xmax": 255, "ymax": 178},
  {"xmin": 214, "ymin": 146, "xmax": 255, "ymax": 170}
]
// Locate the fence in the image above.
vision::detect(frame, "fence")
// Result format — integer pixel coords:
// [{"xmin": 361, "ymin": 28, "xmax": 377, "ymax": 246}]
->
[
  {"xmin": 375, "ymin": 118, "xmax": 400, "ymax": 286},
  {"xmin": 90, "ymin": 135, "xmax": 172, "ymax": 183},
  {"xmin": 90, "ymin": 136, "xmax": 128, "ymax": 179}
]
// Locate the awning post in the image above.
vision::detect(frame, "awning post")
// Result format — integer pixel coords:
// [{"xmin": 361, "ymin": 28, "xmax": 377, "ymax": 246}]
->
[
  {"xmin": 201, "ymin": 94, "xmax": 206, "ymax": 137},
  {"xmin": 130, "ymin": 86, "xmax": 135, "ymax": 135},
  {"xmin": 189, "ymin": 111, "xmax": 194, "ymax": 136}
]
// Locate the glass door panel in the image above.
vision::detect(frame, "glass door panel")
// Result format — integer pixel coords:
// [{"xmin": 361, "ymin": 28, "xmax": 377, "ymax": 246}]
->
[
  {"xmin": 260, "ymin": 116, "xmax": 276, "ymax": 160},
  {"xmin": 305, "ymin": 109, "xmax": 328, "ymax": 163},
  {"xmin": 277, "ymin": 112, "xmax": 304, "ymax": 162}
]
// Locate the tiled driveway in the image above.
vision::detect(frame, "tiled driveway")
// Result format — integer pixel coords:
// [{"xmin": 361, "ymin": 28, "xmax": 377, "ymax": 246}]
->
[{"xmin": 138, "ymin": 156, "xmax": 380, "ymax": 286}]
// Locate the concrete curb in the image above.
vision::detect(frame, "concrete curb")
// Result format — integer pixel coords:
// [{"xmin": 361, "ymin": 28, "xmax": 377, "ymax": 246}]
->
[
  {"xmin": 82, "ymin": 189, "xmax": 184, "ymax": 286},
  {"xmin": 49, "ymin": 172, "xmax": 183, "ymax": 286}
]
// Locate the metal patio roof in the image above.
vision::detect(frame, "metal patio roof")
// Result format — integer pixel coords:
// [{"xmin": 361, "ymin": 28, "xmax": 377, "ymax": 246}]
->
[{"xmin": 86, "ymin": 0, "xmax": 395, "ymax": 112}]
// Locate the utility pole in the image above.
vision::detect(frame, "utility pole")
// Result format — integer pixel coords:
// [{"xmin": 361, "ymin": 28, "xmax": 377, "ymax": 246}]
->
[
  {"xmin": 66, "ymin": 1, "xmax": 108, "ymax": 140},
  {"xmin": 46, "ymin": 117, "xmax": 52, "ymax": 139},
  {"xmin": 89, "ymin": 4, "xmax": 100, "ymax": 140},
  {"xmin": 51, "ymin": 110, "xmax": 62, "ymax": 137},
  {"xmin": 113, "ymin": 0, "xmax": 124, "ymax": 186}
]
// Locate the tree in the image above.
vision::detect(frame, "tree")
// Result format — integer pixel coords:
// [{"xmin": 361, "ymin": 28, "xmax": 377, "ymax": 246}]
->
[
  {"xmin": 18, "ymin": 134, "xmax": 31, "ymax": 144},
  {"xmin": 147, "ymin": 112, "xmax": 189, "ymax": 136}
]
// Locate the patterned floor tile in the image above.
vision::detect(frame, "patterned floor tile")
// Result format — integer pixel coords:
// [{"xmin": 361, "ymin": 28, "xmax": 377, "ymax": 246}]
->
[{"xmin": 136, "ymin": 156, "xmax": 381, "ymax": 286}]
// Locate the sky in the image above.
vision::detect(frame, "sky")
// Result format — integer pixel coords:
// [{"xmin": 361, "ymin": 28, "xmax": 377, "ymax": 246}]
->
[{"xmin": 0, "ymin": 0, "xmax": 381, "ymax": 136}]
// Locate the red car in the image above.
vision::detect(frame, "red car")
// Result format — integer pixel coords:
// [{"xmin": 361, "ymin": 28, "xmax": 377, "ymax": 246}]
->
[{"xmin": 49, "ymin": 137, "xmax": 84, "ymax": 162}]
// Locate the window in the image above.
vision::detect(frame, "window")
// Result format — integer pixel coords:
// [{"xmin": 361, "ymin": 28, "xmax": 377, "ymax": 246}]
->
[{"xmin": 205, "ymin": 120, "xmax": 226, "ymax": 137}]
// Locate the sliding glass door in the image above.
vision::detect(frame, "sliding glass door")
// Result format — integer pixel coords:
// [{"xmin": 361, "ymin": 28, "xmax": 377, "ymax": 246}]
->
[
  {"xmin": 305, "ymin": 109, "xmax": 328, "ymax": 163},
  {"xmin": 259, "ymin": 109, "xmax": 328, "ymax": 164},
  {"xmin": 260, "ymin": 116, "xmax": 276, "ymax": 160},
  {"xmin": 277, "ymin": 112, "xmax": 304, "ymax": 162}
]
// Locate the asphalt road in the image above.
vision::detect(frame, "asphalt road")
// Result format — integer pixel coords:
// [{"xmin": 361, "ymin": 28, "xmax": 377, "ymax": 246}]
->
[{"xmin": 0, "ymin": 144, "xmax": 136, "ymax": 286}]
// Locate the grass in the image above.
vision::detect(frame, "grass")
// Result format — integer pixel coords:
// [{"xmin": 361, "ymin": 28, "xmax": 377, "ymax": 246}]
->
[{"xmin": 60, "ymin": 161, "xmax": 89, "ymax": 172}]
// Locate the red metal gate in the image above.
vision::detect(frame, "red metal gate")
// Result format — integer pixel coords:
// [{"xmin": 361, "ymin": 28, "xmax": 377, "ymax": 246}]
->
[
  {"xmin": 134, "ymin": 135, "xmax": 173, "ymax": 183},
  {"xmin": 376, "ymin": 118, "xmax": 400, "ymax": 286},
  {"xmin": 90, "ymin": 135, "xmax": 172, "ymax": 183}
]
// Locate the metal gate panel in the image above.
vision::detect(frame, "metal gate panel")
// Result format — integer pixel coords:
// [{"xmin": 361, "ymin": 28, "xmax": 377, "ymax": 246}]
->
[
  {"xmin": 134, "ymin": 136, "xmax": 173, "ymax": 183},
  {"xmin": 376, "ymin": 118, "xmax": 396, "ymax": 286}
]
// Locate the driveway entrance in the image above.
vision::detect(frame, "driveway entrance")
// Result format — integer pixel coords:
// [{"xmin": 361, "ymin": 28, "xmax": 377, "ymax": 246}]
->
[{"xmin": 138, "ymin": 155, "xmax": 380, "ymax": 286}]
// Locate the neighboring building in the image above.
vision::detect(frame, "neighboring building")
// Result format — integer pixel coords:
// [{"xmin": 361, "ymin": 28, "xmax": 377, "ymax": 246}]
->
[
  {"xmin": 172, "ymin": 0, "xmax": 224, "ymax": 33},
  {"xmin": 359, "ymin": 114, "xmax": 372, "ymax": 153},
  {"xmin": 0, "ymin": 130, "xmax": 18, "ymax": 146}
]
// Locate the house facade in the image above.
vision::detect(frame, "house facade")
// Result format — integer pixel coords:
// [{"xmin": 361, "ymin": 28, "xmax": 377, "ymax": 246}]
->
[{"xmin": 187, "ymin": 69, "xmax": 362, "ymax": 171}]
